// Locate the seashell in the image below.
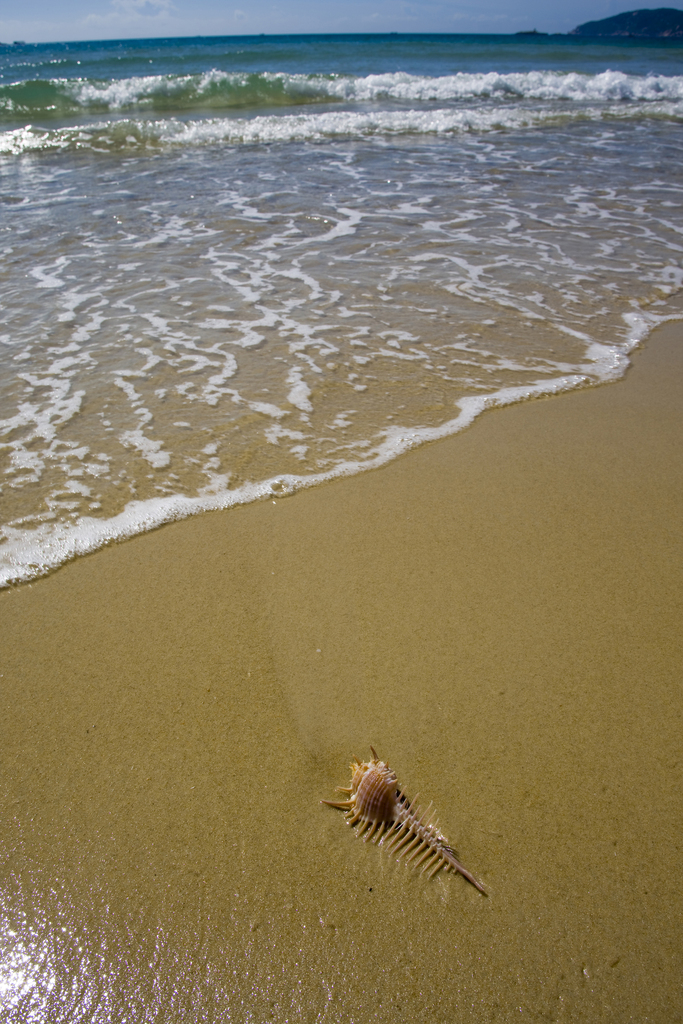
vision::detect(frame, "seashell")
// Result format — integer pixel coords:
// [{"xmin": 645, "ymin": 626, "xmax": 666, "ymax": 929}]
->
[{"xmin": 322, "ymin": 747, "xmax": 486, "ymax": 892}]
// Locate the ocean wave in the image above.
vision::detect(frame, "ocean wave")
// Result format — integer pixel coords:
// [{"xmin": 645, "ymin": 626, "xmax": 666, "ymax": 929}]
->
[
  {"xmin": 1, "ymin": 68, "xmax": 683, "ymax": 121},
  {"xmin": 2, "ymin": 99, "xmax": 682, "ymax": 155},
  {"xmin": 328, "ymin": 69, "xmax": 683, "ymax": 103}
]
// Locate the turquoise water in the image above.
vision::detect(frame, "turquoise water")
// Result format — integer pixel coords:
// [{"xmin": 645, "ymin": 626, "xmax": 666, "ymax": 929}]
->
[
  {"xmin": 2, "ymin": 34, "xmax": 683, "ymax": 129},
  {"xmin": 3, "ymin": 33, "xmax": 683, "ymax": 92},
  {"xmin": 1, "ymin": 34, "xmax": 683, "ymax": 586}
]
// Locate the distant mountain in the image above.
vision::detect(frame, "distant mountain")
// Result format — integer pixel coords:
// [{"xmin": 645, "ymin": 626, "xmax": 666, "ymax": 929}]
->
[{"xmin": 570, "ymin": 7, "xmax": 683, "ymax": 37}]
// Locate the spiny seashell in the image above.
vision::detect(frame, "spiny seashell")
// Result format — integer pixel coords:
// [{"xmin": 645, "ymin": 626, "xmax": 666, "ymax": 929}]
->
[{"xmin": 322, "ymin": 747, "xmax": 486, "ymax": 892}]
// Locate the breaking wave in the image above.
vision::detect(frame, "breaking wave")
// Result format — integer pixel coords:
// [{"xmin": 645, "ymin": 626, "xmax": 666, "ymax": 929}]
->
[
  {"xmin": 1, "ymin": 68, "xmax": 682, "ymax": 122},
  {"xmin": 2, "ymin": 99, "xmax": 682, "ymax": 155}
]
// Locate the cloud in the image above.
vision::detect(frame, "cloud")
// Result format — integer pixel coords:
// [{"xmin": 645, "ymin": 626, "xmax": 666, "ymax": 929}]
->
[
  {"xmin": 112, "ymin": 0, "xmax": 174, "ymax": 12},
  {"xmin": 451, "ymin": 9, "xmax": 510, "ymax": 21},
  {"xmin": 84, "ymin": 0, "xmax": 176, "ymax": 28}
]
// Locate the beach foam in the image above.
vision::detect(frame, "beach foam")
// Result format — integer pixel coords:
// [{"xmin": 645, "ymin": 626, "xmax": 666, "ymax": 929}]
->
[
  {"xmin": 2, "ymin": 113, "xmax": 682, "ymax": 587},
  {"xmin": 2, "ymin": 98, "xmax": 683, "ymax": 155},
  {"xmin": 0, "ymin": 307, "xmax": 676, "ymax": 587},
  {"xmin": 2, "ymin": 41, "xmax": 683, "ymax": 587}
]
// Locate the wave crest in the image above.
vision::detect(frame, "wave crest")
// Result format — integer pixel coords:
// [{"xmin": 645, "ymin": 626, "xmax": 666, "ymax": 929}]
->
[
  {"xmin": 2, "ymin": 100, "xmax": 682, "ymax": 156},
  {"xmin": 2, "ymin": 68, "xmax": 683, "ymax": 122}
]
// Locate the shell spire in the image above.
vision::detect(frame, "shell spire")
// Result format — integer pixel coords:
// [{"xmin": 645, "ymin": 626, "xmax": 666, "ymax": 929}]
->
[{"xmin": 322, "ymin": 748, "xmax": 486, "ymax": 893}]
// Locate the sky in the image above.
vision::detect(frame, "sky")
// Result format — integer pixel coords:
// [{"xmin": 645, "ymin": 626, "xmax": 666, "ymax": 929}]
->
[{"xmin": 1, "ymin": 0, "xmax": 682, "ymax": 45}]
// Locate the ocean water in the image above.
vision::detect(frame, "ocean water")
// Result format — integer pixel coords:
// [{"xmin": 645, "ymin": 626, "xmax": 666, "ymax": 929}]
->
[{"xmin": 1, "ymin": 33, "xmax": 683, "ymax": 587}]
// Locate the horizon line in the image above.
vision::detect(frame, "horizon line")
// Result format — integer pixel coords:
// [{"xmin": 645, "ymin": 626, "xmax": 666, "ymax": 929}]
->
[{"xmin": 4, "ymin": 25, "xmax": 683, "ymax": 48}]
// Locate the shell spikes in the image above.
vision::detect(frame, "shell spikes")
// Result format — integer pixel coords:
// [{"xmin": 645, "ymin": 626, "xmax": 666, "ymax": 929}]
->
[{"xmin": 321, "ymin": 748, "xmax": 486, "ymax": 894}]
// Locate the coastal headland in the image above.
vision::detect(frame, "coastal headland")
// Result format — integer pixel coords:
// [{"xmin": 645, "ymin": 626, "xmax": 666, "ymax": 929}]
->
[
  {"xmin": 0, "ymin": 320, "xmax": 681, "ymax": 1020},
  {"xmin": 570, "ymin": 7, "xmax": 683, "ymax": 38}
]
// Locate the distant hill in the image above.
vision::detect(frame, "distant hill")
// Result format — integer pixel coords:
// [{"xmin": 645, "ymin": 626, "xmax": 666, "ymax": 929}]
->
[{"xmin": 570, "ymin": 7, "xmax": 683, "ymax": 37}]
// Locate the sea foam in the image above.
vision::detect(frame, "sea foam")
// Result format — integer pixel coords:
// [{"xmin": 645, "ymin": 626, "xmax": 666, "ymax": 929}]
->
[
  {"xmin": 2, "ymin": 99, "xmax": 683, "ymax": 155},
  {"xmin": 2, "ymin": 52, "xmax": 683, "ymax": 588}
]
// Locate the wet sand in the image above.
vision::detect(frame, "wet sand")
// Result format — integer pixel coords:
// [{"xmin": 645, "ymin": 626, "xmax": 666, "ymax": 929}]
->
[{"xmin": 1, "ymin": 323, "xmax": 682, "ymax": 1022}]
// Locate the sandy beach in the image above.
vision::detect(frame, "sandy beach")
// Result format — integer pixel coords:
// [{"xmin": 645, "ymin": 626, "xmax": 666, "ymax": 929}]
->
[{"xmin": 1, "ymin": 320, "xmax": 681, "ymax": 1021}]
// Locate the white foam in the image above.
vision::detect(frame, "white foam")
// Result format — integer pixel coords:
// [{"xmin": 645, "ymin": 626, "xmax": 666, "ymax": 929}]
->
[
  {"xmin": 2, "ymin": 308, "xmax": 679, "ymax": 589},
  {"xmin": 286, "ymin": 367, "xmax": 313, "ymax": 414},
  {"xmin": 153, "ymin": 103, "xmax": 683, "ymax": 146},
  {"xmin": 57, "ymin": 68, "xmax": 683, "ymax": 109},
  {"xmin": 2, "ymin": 100, "xmax": 682, "ymax": 588},
  {"xmin": 3, "ymin": 95, "xmax": 683, "ymax": 155},
  {"xmin": 119, "ymin": 429, "xmax": 171, "ymax": 469},
  {"xmin": 318, "ymin": 69, "xmax": 683, "ymax": 104},
  {"xmin": 68, "ymin": 72, "xmax": 196, "ymax": 109}
]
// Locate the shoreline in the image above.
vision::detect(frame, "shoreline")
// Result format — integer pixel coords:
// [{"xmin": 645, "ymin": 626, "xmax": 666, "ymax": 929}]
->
[
  {"xmin": 1, "ymin": 321, "xmax": 681, "ymax": 1020},
  {"xmin": 0, "ymin": 307, "xmax": 669, "ymax": 591}
]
